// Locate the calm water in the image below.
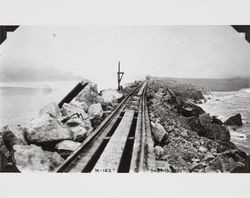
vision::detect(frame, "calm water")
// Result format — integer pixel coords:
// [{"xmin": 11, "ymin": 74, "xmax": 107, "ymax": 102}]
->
[
  {"xmin": 0, "ymin": 79, "xmax": 140, "ymax": 128},
  {"xmin": 0, "ymin": 81, "xmax": 80, "ymax": 127},
  {"xmin": 199, "ymin": 88, "xmax": 250, "ymax": 154}
]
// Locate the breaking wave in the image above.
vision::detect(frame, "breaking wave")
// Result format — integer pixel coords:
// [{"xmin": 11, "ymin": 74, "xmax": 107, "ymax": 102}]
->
[
  {"xmin": 199, "ymin": 87, "xmax": 250, "ymax": 154},
  {"xmin": 235, "ymin": 88, "xmax": 250, "ymax": 97},
  {"xmin": 238, "ymin": 88, "xmax": 250, "ymax": 93},
  {"xmin": 230, "ymin": 130, "xmax": 247, "ymax": 141}
]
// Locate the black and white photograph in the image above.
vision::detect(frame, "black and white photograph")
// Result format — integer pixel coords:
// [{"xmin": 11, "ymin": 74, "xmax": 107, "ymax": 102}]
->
[
  {"xmin": 0, "ymin": 25, "xmax": 250, "ymax": 173},
  {"xmin": 2, "ymin": 1, "xmax": 250, "ymax": 198}
]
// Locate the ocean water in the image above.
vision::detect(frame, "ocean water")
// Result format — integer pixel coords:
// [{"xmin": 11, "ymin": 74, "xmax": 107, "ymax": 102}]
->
[
  {"xmin": 0, "ymin": 81, "xmax": 80, "ymax": 127},
  {"xmin": 199, "ymin": 88, "xmax": 250, "ymax": 154},
  {"xmin": 0, "ymin": 79, "xmax": 140, "ymax": 128}
]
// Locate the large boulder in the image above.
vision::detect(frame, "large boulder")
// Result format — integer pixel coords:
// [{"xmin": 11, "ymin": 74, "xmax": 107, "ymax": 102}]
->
[
  {"xmin": 224, "ymin": 113, "xmax": 243, "ymax": 126},
  {"xmin": 211, "ymin": 116, "xmax": 223, "ymax": 125},
  {"xmin": 56, "ymin": 140, "xmax": 81, "ymax": 151},
  {"xmin": 0, "ymin": 125, "xmax": 28, "ymax": 150},
  {"xmin": 232, "ymin": 155, "xmax": 250, "ymax": 173},
  {"xmin": 75, "ymin": 80, "xmax": 101, "ymax": 105},
  {"xmin": 38, "ymin": 102, "xmax": 61, "ymax": 118},
  {"xmin": 101, "ymin": 88, "xmax": 123, "ymax": 103},
  {"xmin": 179, "ymin": 103, "xmax": 205, "ymax": 117},
  {"xmin": 71, "ymin": 100, "xmax": 89, "ymax": 112},
  {"xmin": 205, "ymin": 149, "xmax": 246, "ymax": 172},
  {"xmin": 12, "ymin": 144, "xmax": 64, "ymax": 172},
  {"xmin": 154, "ymin": 145, "xmax": 164, "ymax": 159},
  {"xmin": 101, "ymin": 102, "xmax": 115, "ymax": 111},
  {"xmin": 174, "ymin": 97, "xmax": 185, "ymax": 107},
  {"xmin": 199, "ymin": 113, "xmax": 211, "ymax": 126},
  {"xmin": 88, "ymin": 103, "xmax": 103, "ymax": 118},
  {"xmin": 26, "ymin": 114, "xmax": 73, "ymax": 144},
  {"xmin": 0, "ymin": 137, "xmax": 12, "ymax": 160},
  {"xmin": 80, "ymin": 79, "xmax": 98, "ymax": 93},
  {"xmin": 61, "ymin": 103, "xmax": 89, "ymax": 119},
  {"xmin": 55, "ymin": 140, "xmax": 81, "ymax": 158},
  {"xmin": 66, "ymin": 117, "xmax": 92, "ymax": 142},
  {"xmin": 151, "ymin": 122, "xmax": 169, "ymax": 144},
  {"xmin": 204, "ymin": 124, "xmax": 230, "ymax": 142},
  {"xmin": 186, "ymin": 116, "xmax": 205, "ymax": 136}
]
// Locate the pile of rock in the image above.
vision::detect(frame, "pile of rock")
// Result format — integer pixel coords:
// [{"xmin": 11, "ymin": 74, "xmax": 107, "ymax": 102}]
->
[
  {"xmin": 100, "ymin": 88, "xmax": 123, "ymax": 103},
  {"xmin": 224, "ymin": 113, "xmax": 243, "ymax": 126},
  {"xmin": 0, "ymin": 79, "xmax": 124, "ymax": 172},
  {"xmin": 147, "ymin": 80, "xmax": 248, "ymax": 173}
]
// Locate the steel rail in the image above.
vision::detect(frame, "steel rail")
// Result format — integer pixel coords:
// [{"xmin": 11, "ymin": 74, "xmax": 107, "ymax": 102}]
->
[
  {"xmin": 138, "ymin": 82, "xmax": 147, "ymax": 171},
  {"xmin": 130, "ymin": 81, "xmax": 156, "ymax": 172},
  {"xmin": 141, "ymin": 82, "xmax": 156, "ymax": 171},
  {"xmin": 55, "ymin": 81, "xmax": 146, "ymax": 172}
]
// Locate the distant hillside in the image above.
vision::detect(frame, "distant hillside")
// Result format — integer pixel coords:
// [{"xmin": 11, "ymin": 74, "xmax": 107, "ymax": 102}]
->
[
  {"xmin": 153, "ymin": 77, "xmax": 250, "ymax": 91},
  {"xmin": 0, "ymin": 64, "xmax": 82, "ymax": 81}
]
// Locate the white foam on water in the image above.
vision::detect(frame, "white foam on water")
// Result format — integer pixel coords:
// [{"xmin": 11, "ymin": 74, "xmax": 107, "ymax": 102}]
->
[
  {"xmin": 230, "ymin": 130, "xmax": 247, "ymax": 141},
  {"xmin": 238, "ymin": 88, "xmax": 250, "ymax": 93},
  {"xmin": 199, "ymin": 88, "xmax": 250, "ymax": 154},
  {"xmin": 217, "ymin": 115, "xmax": 227, "ymax": 122}
]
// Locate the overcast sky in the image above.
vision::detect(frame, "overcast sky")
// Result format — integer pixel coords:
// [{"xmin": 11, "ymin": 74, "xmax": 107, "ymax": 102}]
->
[{"xmin": 0, "ymin": 26, "xmax": 250, "ymax": 87}]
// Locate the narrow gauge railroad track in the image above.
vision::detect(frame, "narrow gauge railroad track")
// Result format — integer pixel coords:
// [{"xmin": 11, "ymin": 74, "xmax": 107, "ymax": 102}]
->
[{"xmin": 56, "ymin": 81, "xmax": 156, "ymax": 173}]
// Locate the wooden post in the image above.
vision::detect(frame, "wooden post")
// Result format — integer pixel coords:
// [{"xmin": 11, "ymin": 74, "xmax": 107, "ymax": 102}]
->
[
  {"xmin": 117, "ymin": 61, "xmax": 124, "ymax": 91},
  {"xmin": 58, "ymin": 82, "xmax": 88, "ymax": 108}
]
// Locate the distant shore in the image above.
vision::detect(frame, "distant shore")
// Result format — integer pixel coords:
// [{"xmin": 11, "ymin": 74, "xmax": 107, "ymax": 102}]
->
[{"xmin": 153, "ymin": 77, "xmax": 250, "ymax": 91}]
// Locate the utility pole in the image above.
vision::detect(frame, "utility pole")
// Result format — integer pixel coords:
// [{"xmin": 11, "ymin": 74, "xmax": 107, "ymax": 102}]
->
[{"xmin": 117, "ymin": 61, "xmax": 124, "ymax": 91}]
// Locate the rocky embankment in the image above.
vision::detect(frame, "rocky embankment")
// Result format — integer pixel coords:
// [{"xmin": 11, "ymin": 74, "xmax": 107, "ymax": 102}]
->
[
  {"xmin": 148, "ymin": 79, "xmax": 249, "ymax": 173},
  {"xmin": 0, "ymin": 79, "xmax": 124, "ymax": 172},
  {"xmin": 1, "ymin": 78, "xmax": 248, "ymax": 173}
]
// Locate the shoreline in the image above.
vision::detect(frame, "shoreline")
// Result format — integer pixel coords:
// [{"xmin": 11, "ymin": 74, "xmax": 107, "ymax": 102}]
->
[
  {"xmin": 199, "ymin": 90, "xmax": 250, "ymax": 154},
  {"xmin": 147, "ymin": 79, "xmax": 250, "ymax": 173},
  {"xmin": 1, "ymin": 79, "xmax": 250, "ymax": 172}
]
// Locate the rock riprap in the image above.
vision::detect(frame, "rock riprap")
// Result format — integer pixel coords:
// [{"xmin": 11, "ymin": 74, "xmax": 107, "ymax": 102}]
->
[
  {"xmin": 199, "ymin": 113, "xmax": 211, "ymax": 126},
  {"xmin": 71, "ymin": 100, "xmax": 89, "ymax": 112},
  {"xmin": 38, "ymin": 102, "xmax": 62, "ymax": 118},
  {"xmin": 224, "ymin": 113, "xmax": 243, "ymax": 126},
  {"xmin": 61, "ymin": 103, "xmax": 89, "ymax": 119},
  {"xmin": 13, "ymin": 144, "xmax": 64, "ymax": 172},
  {"xmin": 1, "ymin": 125, "xmax": 28, "ymax": 150},
  {"xmin": 204, "ymin": 124, "xmax": 230, "ymax": 143},
  {"xmin": 26, "ymin": 114, "xmax": 73, "ymax": 144},
  {"xmin": 55, "ymin": 140, "xmax": 81, "ymax": 158},
  {"xmin": 55, "ymin": 140, "xmax": 81, "ymax": 151},
  {"xmin": 75, "ymin": 80, "xmax": 101, "ymax": 105},
  {"xmin": 0, "ymin": 79, "xmax": 126, "ymax": 172},
  {"xmin": 88, "ymin": 103, "xmax": 103, "ymax": 118},
  {"xmin": 65, "ymin": 117, "xmax": 92, "ymax": 142},
  {"xmin": 147, "ymin": 79, "xmax": 248, "ymax": 173},
  {"xmin": 151, "ymin": 122, "xmax": 169, "ymax": 144},
  {"xmin": 101, "ymin": 88, "xmax": 123, "ymax": 103}
]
